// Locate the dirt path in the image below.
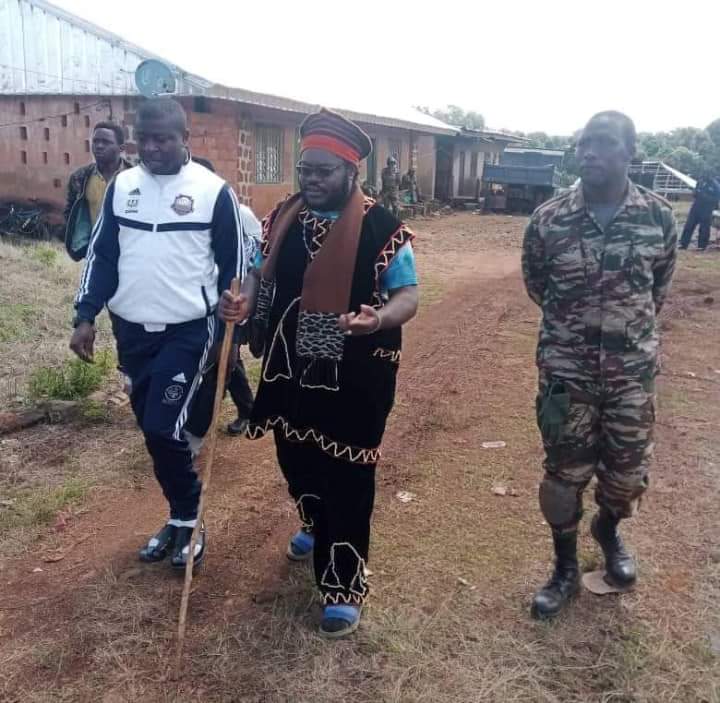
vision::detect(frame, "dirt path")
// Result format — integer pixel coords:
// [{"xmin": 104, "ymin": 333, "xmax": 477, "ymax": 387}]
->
[{"xmin": 1, "ymin": 215, "xmax": 719, "ymax": 702}]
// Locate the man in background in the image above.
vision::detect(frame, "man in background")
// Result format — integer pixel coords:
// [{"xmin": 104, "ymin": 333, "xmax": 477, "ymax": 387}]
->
[
  {"xmin": 184, "ymin": 154, "xmax": 259, "ymax": 437},
  {"xmin": 64, "ymin": 121, "xmax": 131, "ymax": 261},
  {"xmin": 381, "ymin": 156, "xmax": 401, "ymax": 216},
  {"xmin": 401, "ymin": 167, "xmax": 421, "ymax": 203},
  {"xmin": 679, "ymin": 172, "xmax": 720, "ymax": 251}
]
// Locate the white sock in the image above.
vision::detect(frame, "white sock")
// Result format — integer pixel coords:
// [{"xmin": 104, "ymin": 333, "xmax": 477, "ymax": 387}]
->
[
  {"xmin": 167, "ymin": 518, "xmax": 197, "ymax": 528},
  {"xmin": 181, "ymin": 542, "xmax": 203, "ymax": 557}
]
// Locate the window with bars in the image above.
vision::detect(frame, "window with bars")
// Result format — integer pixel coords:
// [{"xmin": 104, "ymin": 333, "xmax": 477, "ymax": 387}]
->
[{"xmin": 255, "ymin": 125, "xmax": 283, "ymax": 184}]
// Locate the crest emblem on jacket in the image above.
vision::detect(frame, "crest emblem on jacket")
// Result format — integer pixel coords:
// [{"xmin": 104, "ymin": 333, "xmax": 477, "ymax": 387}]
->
[{"xmin": 171, "ymin": 194, "xmax": 194, "ymax": 216}]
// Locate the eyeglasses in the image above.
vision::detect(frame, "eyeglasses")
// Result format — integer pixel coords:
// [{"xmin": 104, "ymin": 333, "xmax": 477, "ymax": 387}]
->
[{"xmin": 296, "ymin": 162, "xmax": 344, "ymax": 179}]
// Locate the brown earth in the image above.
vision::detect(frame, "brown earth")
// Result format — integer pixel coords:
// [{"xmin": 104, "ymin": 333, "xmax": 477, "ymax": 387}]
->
[{"xmin": 1, "ymin": 214, "xmax": 719, "ymax": 702}]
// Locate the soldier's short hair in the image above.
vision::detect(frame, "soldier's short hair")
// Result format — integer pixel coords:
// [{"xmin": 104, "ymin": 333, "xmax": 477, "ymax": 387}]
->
[
  {"xmin": 137, "ymin": 97, "xmax": 187, "ymax": 134},
  {"xmin": 587, "ymin": 111, "xmax": 637, "ymax": 154}
]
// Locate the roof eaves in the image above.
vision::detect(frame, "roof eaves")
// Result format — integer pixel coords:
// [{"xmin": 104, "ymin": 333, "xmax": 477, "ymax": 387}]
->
[{"xmin": 204, "ymin": 85, "xmax": 458, "ymax": 135}]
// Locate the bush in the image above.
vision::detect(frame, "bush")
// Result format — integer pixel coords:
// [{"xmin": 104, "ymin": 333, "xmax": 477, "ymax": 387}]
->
[
  {"xmin": 28, "ymin": 349, "xmax": 115, "ymax": 401},
  {"xmin": 0, "ymin": 476, "xmax": 90, "ymax": 531},
  {"xmin": 79, "ymin": 398, "xmax": 112, "ymax": 424}
]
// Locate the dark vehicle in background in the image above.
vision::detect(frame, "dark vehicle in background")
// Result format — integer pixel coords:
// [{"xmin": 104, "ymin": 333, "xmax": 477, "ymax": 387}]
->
[{"xmin": 483, "ymin": 147, "xmax": 565, "ymax": 213}]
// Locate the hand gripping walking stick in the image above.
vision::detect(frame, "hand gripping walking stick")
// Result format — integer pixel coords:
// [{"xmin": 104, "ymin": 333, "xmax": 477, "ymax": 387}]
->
[{"xmin": 175, "ymin": 277, "xmax": 241, "ymax": 669}]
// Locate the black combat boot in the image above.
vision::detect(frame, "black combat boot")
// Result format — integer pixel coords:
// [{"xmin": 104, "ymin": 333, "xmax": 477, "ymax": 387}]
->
[
  {"xmin": 531, "ymin": 530, "xmax": 581, "ymax": 619},
  {"xmin": 591, "ymin": 509, "xmax": 637, "ymax": 587}
]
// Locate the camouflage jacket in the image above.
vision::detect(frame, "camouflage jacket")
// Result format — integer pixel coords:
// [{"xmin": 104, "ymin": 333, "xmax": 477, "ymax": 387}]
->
[
  {"xmin": 522, "ymin": 180, "xmax": 677, "ymax": 381},
  {"xmin": 381, "ymin": 167, "xmax": 401, "ymax": 195}
]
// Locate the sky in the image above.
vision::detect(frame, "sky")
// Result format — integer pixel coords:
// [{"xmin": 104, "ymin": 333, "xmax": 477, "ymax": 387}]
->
[{"xmin": 54, "ymin": 0, "xmax": 718, "ymax": 135}]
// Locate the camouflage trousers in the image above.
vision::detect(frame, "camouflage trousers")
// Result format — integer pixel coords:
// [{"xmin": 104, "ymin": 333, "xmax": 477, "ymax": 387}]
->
[
  {"xmin": 536, "ymin": 374, "xmax": 655, "ymax": 531},
  {"xmin": 382, "ymin": 191, "xmax": 400, "ymax": 216}
]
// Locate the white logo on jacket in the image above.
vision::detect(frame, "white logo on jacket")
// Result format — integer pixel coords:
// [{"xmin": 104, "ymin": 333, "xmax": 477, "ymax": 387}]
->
[{"xmin": 171, "ymin": 195, "xmax": 194, "ymax": 216}]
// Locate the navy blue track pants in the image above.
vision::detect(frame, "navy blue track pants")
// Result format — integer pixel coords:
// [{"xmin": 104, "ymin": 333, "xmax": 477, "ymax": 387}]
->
[{"xmin": 111, "ymin": 313, "xmax": 216, "ymax": 520}]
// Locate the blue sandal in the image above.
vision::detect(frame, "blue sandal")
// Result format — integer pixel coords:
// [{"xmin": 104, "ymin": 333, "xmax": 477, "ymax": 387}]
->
[
  {"xmin": 319, "ymin": 604, "xmax": 362, "ymax": 639},
  {"xmin": 287, "ymin": 530, "xmax": 314, "ymax": 561}
]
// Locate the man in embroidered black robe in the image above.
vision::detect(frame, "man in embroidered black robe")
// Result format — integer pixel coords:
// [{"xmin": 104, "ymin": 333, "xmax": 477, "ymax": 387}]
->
[{"xmin": 219, "ymin": 109, "xmax": 419, "ymax": 638}]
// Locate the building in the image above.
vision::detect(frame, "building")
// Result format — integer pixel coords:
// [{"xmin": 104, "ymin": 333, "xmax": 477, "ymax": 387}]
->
[
  {"xmin": 0, "ymin": 0, "xmax": 459, "ymax": 219},
  {"xmin": 434, "ymin": 127, "xmax": 524, "ymax": 203}
]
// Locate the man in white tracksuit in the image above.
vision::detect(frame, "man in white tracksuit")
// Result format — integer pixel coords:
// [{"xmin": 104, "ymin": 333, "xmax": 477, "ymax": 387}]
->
[{"xmin": 70, "ymin": 98, "xmax": 259, "ymax": 570}]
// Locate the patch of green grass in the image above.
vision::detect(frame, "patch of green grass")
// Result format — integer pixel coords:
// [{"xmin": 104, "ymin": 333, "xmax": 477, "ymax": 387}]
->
[
  {"xmin": 578, "ymin": 549, "xmax": 600, "ymax": 572},
  {"xmin": 0, "ymin": 476, "xmax": 90, "ymax": 532},
  {"xmin": 0, "ymin": 302, "xmax": 36, "ymax": 342},
  {"xmin": 28, "ymin": 349, "xmax": 115, "ymax": 401},
  {"xmin": 29, "ymin": 244, "xmax": 58, "ymax": 267},
  {"xmin": 245, "ymin": 358, "xmax": 262, "ymax": 390},
  {"xmin": 79, "ymin": 398, "xmax": 112, "ymax": 424},
  {"xmin": 605, "ymin": 625, "xmax": 651, "ymax": 688}
]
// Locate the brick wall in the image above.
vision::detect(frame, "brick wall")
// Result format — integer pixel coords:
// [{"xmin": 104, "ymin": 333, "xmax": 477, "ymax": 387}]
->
[
  {"xmin": 0, "ymin": 95, "xmax": 248, "ymax": 217},
  {"xmin": 0, "ymin": 95, "xmax": 127, "ymax": 219},
  {"xmin": 181, "ymin": 99, "xmax": 242, "ymax": 201},
  {"xmin": 0, "ymin": 95, "xmax": 442, "ymax": 223}
]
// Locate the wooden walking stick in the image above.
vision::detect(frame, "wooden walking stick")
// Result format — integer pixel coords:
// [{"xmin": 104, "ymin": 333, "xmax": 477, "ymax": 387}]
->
[{"xmin": 175, "ymin": 277, "xmax": 241, "ymax": 670}]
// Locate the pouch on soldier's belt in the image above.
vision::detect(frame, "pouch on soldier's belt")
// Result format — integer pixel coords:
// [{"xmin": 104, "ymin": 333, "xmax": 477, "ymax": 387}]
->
[{"xmin": 537, "ymin": 381, "xmax": 571, "ymax": 445}]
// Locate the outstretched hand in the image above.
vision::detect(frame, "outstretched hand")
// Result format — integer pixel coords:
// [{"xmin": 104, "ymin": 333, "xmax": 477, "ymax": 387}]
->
[{"xmin": 338, "ymin": 305, "xmax": 381, "ymax": 336}]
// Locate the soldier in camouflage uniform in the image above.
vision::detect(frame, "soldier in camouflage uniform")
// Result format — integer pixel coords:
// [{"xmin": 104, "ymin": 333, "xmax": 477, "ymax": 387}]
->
[
  {"xmin": 522, "ymin": 111, "xmax": 677, "ymax": 619},
  {"xmin": 381, "ymin": 157, "xmax": 401, "ymax": 216}
]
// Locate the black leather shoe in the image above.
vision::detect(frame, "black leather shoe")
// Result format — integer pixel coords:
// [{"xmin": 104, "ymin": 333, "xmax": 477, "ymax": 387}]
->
[
  {"xmin": 591, "ymin": 510, "xmax": 637, "ymax": 588},
  {"xmin": 139, "ymin": 524, "xmax": 177, "ymax": 563},
  {"xmin": 531, "ymin": 530, "xmax": 580, "ymax": 619},
  {"xmin": 170, "ymin": 523, "xmax": 206, "ymax": 571}
]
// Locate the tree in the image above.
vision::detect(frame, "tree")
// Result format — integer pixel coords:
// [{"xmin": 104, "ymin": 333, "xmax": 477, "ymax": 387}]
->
[
  {"xmin": 669, "ymin": 127, "xmax": 714, "ymax": 157},
  {"xmin": 414, "ymin": 103, "xmax": 720, "ymax": 177},
  {"xmin": 417, "ymin": 104, "xmax": 485, "ymax": 130},
  {"xmin": 665, "ymin": 146, "xmax": 703, "ymax": 177},
  {"xmin": 525, "ymin": 132, "xmax": 572, "ymax": 150},
  {"xmin": 638, "ymin": 132, "xmax": 672, "ymax": 160},
  {"xmin": 526, "ymin": 131, "xmax": 550, "ymax": 148},
  {"xmin": 706, "ymin": 118, "xmax": 720, "ymax": 147}
]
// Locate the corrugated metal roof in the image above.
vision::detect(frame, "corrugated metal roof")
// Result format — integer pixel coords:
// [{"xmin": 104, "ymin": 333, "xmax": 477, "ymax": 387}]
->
[
  {"xmin": 505, "ymin": 147, "xmax": 565, "ymax": 157},
  {"xmin": 206, "ymin": 84, "xmax": 457, "ymax": 136},
  {"xmin": 0, "ymin": 0, "xmax": 209, "ymax": 95},
  {"xmin": 660, "ymin": 162, "xmax": 696, "ymax": 189},
  {"xmin": 0, "ymin": 0, "xmax": 457, "ymax": 135},
  {"xmin": 457, "ymin": 127, "xmax": 529, "ymax": 143},
  {"xmin": 628, "ymin": 160, "xmax": 696, "ymax": 194}
]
